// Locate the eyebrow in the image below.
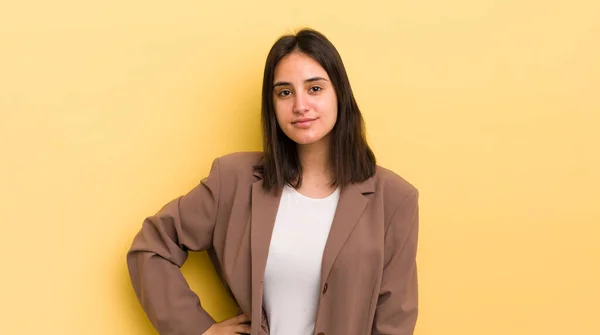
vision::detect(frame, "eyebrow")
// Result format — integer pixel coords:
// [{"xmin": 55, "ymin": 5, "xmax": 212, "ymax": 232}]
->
[{"xmin": 273, "ymin": 76, "xmax": 329, "ymax": 89}]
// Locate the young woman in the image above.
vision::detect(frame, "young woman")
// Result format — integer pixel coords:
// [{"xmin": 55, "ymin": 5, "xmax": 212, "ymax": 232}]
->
[{"xmin": 127, "ymin": 28, "xmax": 419, "ymax": 335}]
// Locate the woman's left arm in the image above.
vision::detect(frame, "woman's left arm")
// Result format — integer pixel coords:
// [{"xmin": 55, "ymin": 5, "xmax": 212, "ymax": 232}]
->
[{"xmin": 373, "ymin": 188, "xmax": 420, "ymax": 335}]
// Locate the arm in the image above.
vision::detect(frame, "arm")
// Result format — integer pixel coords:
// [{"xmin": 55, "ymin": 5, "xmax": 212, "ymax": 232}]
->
[
  {"xmin": 373, "ymin": 189, "xmax": 420, "ymax": 335},
  {"xmin": 126, "ymin": 158, "xmax": 222, "ymax": 335}
]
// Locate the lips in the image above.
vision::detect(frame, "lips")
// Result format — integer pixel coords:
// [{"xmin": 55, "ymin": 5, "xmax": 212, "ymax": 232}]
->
[
  {"xmin": 292, "ymin": 118, "xmax": 317, "ymax": 124},
  {"xmin": 291, "ymin": 117, "xmax": 317, "ymax": 129}
]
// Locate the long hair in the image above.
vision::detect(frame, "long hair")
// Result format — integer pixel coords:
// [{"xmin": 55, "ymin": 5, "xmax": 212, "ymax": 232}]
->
[{"xmin": 256, "ymin": 28, "xmax": 376, "ymax": 191}]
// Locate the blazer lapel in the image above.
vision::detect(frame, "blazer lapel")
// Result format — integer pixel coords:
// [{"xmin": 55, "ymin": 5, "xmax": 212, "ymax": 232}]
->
[
  {"xmin": 248, "ymin": 167, "xmax": 374, "ymax": 333},
  {"xmin": 250, "ymin": 171, "xmax": 282, "ymax": 333},
  {"xmin": 319, "ymin": 180, "xmax": 374, "ymax": 292}
]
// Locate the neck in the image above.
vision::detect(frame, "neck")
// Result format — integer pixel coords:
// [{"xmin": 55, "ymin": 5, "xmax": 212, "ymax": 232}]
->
[{"xmin": 297, "ymin": 138, "xmax": 333, "ymax": 184}]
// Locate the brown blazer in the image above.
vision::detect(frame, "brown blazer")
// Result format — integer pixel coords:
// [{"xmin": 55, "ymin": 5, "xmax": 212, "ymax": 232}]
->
[{"xmin": 127, "ymin": 152, "xmax": 419, "ymax": 335}]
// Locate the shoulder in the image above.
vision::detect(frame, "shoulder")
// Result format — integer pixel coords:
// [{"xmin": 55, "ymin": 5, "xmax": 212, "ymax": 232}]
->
[
  {"xmin": 371, "ymin": 165, "xmax": 419, "ymax": 210},
  {"xmin": 214, "ymin": 151, "xmax": 263, "ymax": 170},
  {"xmin": 208, "ymin": 151, "xmax": 263, "ymax": 191}
]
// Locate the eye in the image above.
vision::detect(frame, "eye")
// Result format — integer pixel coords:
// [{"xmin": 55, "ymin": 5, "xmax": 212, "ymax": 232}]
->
[
  {"xmin": 278, "ymin": 89, "xmax": 292, "ymax": 97},
  {"xmin": 309, "ymin": 86, "xmax": 322, "ymax": 93}
]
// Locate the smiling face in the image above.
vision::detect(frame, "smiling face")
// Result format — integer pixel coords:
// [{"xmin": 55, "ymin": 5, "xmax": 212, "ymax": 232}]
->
[{"xmin": 272, "ymin": 52, "xmax": 338, "ymax": 147}]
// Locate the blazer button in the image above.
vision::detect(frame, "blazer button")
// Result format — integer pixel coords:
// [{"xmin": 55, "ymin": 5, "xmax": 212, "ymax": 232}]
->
[{"xmin": 322, "ymin": 283, "xmax": 328, "ymax": 294}]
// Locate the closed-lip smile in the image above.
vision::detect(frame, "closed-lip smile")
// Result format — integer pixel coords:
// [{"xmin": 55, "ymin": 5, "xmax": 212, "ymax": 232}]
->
[{"xmin": 292, "ymin": 117, "xmax": 317, "ymax": 124}]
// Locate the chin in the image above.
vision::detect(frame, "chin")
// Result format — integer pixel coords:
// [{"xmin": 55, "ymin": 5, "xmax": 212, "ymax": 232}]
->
[
  {"xmin": 289, "ymin": 134, "xmax": 327, "ymax": 146},
  {"xmin": 294, "ymin": 139, "xmax": 318, "ymax": 145}
]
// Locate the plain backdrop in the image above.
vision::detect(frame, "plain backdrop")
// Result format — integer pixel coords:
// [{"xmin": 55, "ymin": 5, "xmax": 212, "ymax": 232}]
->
[{"xmin": 1, "ymin": 0, "xmax": 599, "ymax": 334}]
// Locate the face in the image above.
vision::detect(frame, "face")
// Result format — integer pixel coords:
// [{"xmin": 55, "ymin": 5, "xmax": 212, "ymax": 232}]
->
[{"xmin": 272, "ymin": 52, "xmax": 338, "ymax": 147}]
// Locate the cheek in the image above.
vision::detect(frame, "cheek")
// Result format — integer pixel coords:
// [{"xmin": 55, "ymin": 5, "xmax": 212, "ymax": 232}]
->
[
  {"xmin": 273, "ymin": 102, "xmax": 287, "ymax": 123},
  {"xmin": 318, "ymin": 96, "xmax": 338, "ymax": 124}
]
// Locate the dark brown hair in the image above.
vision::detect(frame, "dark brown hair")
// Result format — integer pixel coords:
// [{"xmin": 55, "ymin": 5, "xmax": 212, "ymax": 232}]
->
[{"xmin": 255, "ymin": 28, "xmax": 376, "ymax": 191}]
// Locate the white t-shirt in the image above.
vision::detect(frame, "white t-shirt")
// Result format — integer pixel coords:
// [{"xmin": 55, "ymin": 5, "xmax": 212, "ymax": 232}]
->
[{"xmin": 262, "ymin": 184, "xmax": 341, "ymax": 335}]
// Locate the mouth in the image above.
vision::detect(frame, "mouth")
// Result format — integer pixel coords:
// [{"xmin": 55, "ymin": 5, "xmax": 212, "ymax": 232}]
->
[{"xmin": 292, "ymin": 118, "xmax": 317, "ymax": 125}]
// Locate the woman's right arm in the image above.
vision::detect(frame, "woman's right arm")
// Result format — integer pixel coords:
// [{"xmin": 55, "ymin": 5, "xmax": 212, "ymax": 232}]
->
[{"xmin": 126, "ymin": 158, "xmax": 222, "ymax": 335}]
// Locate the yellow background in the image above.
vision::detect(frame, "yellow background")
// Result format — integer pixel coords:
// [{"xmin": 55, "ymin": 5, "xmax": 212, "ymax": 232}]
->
[{"xmin": 1, "ymin": 0, "xmax": 599, "ymax": 334}]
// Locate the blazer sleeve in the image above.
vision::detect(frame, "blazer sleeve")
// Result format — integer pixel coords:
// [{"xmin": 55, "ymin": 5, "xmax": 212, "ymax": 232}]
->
[
  {"xmin": 126, "ymin": 158, "xmax": 222, "ymax": 335},
  {"xmin": 373, "ymin": 188, "xmax": 420, "ymax": 335}
]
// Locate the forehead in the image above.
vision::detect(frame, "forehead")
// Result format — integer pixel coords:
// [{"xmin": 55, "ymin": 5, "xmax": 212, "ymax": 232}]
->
[{"xmin": 274, "ymin": 52, "xmax": 329, "ymax": 80}]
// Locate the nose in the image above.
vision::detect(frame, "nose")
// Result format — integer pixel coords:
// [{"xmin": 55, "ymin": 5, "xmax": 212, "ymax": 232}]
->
[{"xmin": 293, "ymin": 92, "xmax": 309, "ymax": 114}]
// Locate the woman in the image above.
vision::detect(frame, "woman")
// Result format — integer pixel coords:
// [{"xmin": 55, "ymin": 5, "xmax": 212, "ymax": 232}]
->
[{"xmin": 127, "ymin": 28, "xmax": 419, "ymax": 335}]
